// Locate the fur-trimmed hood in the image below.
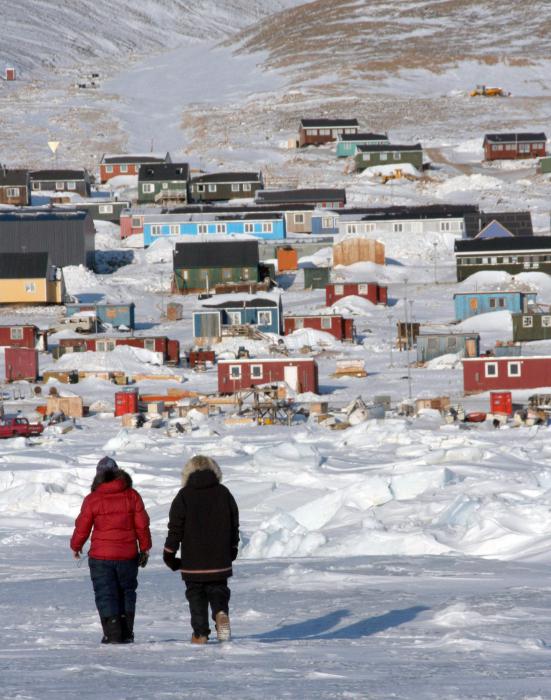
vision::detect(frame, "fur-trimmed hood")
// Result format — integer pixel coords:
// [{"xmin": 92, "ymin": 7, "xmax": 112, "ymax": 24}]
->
[
  {"xmin": 181, "ymin": 455, "xmax": 222, "ymax": 487},
  {"xmin": 91, "ymin": 468, "xmax": 133, "ymax": 492}
]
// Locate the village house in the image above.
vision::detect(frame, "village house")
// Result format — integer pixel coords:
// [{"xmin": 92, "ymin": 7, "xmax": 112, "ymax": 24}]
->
[
  {"xmin": 0, "ymin": 252, "xmax": 65, "ymax": 304},
  {"xmin": 454, "ymin": 234, "xmax": 551, "ymax": 281},
  {"xmin": 29, "ymin": 169, "xmax": 92, "ymax": 197},
  {"xmin": 173, "ymin": 239, "xmax": 262, "ymax": 294},
  {"xmin": 284, "ymin": 314, "xmax": 355, "ymax": 342},
  {"xmin": 70, "ymin": 199, "xmax": 131, "ymax": 224},
  {"xmin": 58, "ymin": 335, "xmax": 180, "ymax": 364},
  {"xmin": 453, "ymin": 291, "xmax": 537, "ymax": 321},
  {"xmin": 416, "ymin": 331, "xmax": 480, "ymax": 363},
  {"xmin": 99, "ymin": 153, "xmax": 171, "ymax": 184},
  {"xmin": 355, "ymin": 144, "xmax": 423, "ymax": 172},
  {"xmin": 137, "ymin": 162, "xmax": 189, "ymax": 205},
  {"xmin": 190, "ymin": 172, "xmax": 263, "ymax": 202},
  {"xmin": 193, "ymin": 295, "xmax": 281, "ymax": 341},
  {"xmin": 0, "ymin": 324, "xmax": 47, "ymax": 350},
  {"xmin": 298, "ymin": 118, "xmax": 359, "ymax": 147},
  {"xmin": 326, "ymin": 281, "xmax": 388, "ymax": 306},
  {"xmin": 0, "ymin": 208, "xmax": 95, "ymax": 268},
  {"xmin": 0, "ymin": 168, "xmax": 29, "ymax": 205},
  {"xmin": 511, "ymin": 307, "xmax": 551, "ymax": 342},
  {"xmin": 483, "ymin": 133, "xmax": 547, "ymax": 161},
  {"xmin": 336, "ymin": 132, "xmax": 389, "ymax": 158},
  {"xmin": 218, "ymin": 357, "xmax": 319, "ymax": 394},
  {"xmin": 462, "ymin": 210, "xmax": 533, "ymax": 238},
  {"xmin": 463, "ymin": 355, "xmax": 551, "ymax": 394}
]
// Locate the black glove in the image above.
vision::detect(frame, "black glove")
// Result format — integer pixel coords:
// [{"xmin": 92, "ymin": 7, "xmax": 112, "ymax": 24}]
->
[
  {"xmin": 163, "ymin": 549, "xmax": 182, "ymax": 571},
  {"xmin": 137, "ymin": 551, "xmax": 149, "ymax": 568},
  {"xmin": 231, "ymin": 547, "xmax": 238, "ymax": 562}
]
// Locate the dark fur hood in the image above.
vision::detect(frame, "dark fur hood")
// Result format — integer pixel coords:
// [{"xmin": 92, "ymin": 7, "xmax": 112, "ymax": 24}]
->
[{"xmin": 91, "ymin": 468, "xmax": 133, "ymax": 492}]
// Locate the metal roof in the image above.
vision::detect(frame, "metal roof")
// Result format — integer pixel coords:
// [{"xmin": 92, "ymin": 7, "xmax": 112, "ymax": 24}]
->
[
  {"xmin": 300, "ymin": 118, "xmax": 359, "ymax": 128},
  {"xmin": 455, "ymin": 235, "xmax": 551, "ymax": 253},
  {"xmin": 483, "ymin": 132, "xmax": 547, "ymax": 143},
  {"xmin": 101, "ymin": 153, "xmax": 170, "ymax": 164},
  {"xmin": 0, "ymin": 169, "xmax": 28, "ymax": 186},
  {"xmin": 339, "ymin": 133, "xmax": 388, "ymax": 142},
  {"xmin": 255, "ymin": 189, "xmax": 346, "ymax": 204},
  {"xmin": 0, "ymin": 252, "xmax": 50, "ymax": 278},
  {"xmin": 138, "ymin": 162, "xmax": 189, "ymax": 182},
  {"xmin": 29, "ymin": 169, "xmax": 88, "ymax": 180},
  {"xmin": 191, "ymin": 172, "xmax": 262, "ymax": 184},
  {"xmin": 204, "ymin": 298, "xmax": 277, "ymax": 309},
  {"xmin": 0, "ymin": 208, "xmax": 88, "ymax": 222},
  {"xmin": 173, "ymin": 239, "xmax": 259, "ymax": 268},
  {"xmin": 356, "ymin": 143, "xmax": 422, "ymax": 153},
  {"xmin": 463, "ymin": 211, "xmax": 533, "ymax": 238}
]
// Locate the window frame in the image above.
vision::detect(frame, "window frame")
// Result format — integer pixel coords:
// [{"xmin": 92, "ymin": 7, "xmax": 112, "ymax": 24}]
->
[{"xmin": 484, "ymin": 362, "xmax": 498, "ymax": 378}]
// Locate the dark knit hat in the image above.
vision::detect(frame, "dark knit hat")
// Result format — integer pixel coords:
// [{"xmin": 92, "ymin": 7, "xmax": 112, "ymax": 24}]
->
[{"xmin": 96, "ymin": 456, "xmax": 118, "ymax": 474}]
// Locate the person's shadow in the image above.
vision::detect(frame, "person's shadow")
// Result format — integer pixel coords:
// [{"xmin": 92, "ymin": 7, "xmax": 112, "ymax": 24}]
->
[{"xmin": 250, "ymin": 606, "xmax": 429, "ymax": 642}]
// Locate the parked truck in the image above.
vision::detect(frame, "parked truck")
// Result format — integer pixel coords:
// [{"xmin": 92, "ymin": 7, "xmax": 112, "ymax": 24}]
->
[{"xmin": 0, "ymin": 416, "xmax": 44, "ymax": 438}]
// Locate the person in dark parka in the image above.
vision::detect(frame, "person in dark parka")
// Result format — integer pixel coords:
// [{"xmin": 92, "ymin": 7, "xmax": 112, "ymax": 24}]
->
[
  {"xmin": 70, "ymin": 457, "xmax": 152, "ymax": 644},
  {"xmin": 163, "ymin": 455, "xmax": 239, "ymax": 644}
]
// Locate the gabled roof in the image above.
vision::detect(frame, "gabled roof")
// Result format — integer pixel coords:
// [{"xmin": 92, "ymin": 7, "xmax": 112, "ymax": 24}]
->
[
  {"xmin": 255, "ymin": 188, "xmax": 346, "ymax": 204},
  {"xmin": 101, "ymin": 153, "xmax": 170, "ymax": 164},
  {"xmin": 300, "ymin": 118, "xmax": 359, "ymax": 128},
  {"xmin": 475, "ymin": 220, "xmax": 514, "ymax": 239},
  {"xmin": 29, "ymin": 169, "xmax": 88, "ymax": 180},
  {"xmin": 138, "ymin": 162, "xmax": 189, "ymax": 182},
  {"xmin": 204, "ymin": 298, "xmax": 277, "ymax": 310},
  {"xmin": 455, "ymin": 235, "xmax": 551, "ymax": 253},
  {"xmin": 463, "ymin": 210, "xmax": 533, "ymax": 238},
  {"xmin": 338, "ymin": 132, "xmax": 388, "ymax": 142},
  {"xmin": 0, "ymin": 169, "xmax": 28, "ymax": 186},
  {"xmin": 0, "ymin": 252, "xmax": 50, "ymax": 279},
  {"xmin": 484, "ymin": 132, "xmax": 547, "ymax": 144},
  {"xmin": 173, "ymin": 239, "xmax": 259, "ymax": 269},
  {"xmin": 191, "ymin": 172, "xmax": 262, "ymax": 184},
  {"xmin": 356, "ymin": 143, "xmax": 422, "ymax": 153}
]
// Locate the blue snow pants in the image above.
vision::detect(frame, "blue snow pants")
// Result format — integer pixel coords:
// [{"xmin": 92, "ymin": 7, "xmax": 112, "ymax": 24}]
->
[{"xmin": 88, "ymin": 557, "xmax": 139, "ymax": 618}]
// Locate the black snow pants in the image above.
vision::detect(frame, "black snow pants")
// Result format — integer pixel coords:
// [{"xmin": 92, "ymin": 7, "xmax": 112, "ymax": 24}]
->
[{"xmin": 184, "ymin": 579, "xmax": 230, "ymax": 637}]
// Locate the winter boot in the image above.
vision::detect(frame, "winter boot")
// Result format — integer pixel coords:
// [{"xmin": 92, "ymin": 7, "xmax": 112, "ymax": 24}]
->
[
  {"xmin": 101, "ymin": 615, "xmax": 123, "ymax": 644},
  {"xmin": 215, "ymin": 611, "xmax": 231, "ymax": 642},
  {"xmin": 191, "ymin": 634, "xmax": 208, "ymax": 644},
  {"xmin": 121, "ymin": 612, "xmax": 135, "ymax": 643}
]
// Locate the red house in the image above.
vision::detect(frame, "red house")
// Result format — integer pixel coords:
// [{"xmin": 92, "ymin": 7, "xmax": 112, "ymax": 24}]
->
[
  {"xmin": 463, "ymin": 356, "xmax": 551, "ymax": 394},
  {"xmin": 0, "ymin": 325, "xmax": 46, "ymax": 350},
  {"xmin": 59, "ymin": 336, "xmax": 180, "ymax": 365},
  {"xmin": 99, "ymin": 153, "xmax": 171, "ymax": 184},
  {"xmin": 119, "ymin": 209, "xmax": 144, "ymax": 238},
  {"xmin": 326, "ymin": 282, "xmax": 387, "ymax": 306},
  {"xmin": 483, "ymin": 133, "xmax": 546, "ymax": 161},
  {"xmin": 284, "ymin": 314, "xmax": 354, "ymax": 342},
  {"xmin": 298, "ymin": 119, "xmax": 359, "ymax": 147},
  {"xmin": 218, "ymin": 358, "xmax": 319, "ymax": 394}
]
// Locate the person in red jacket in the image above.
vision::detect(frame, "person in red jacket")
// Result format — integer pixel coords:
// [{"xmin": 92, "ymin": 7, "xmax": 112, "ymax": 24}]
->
[{"xmin": 70, "ymin": 456, "xmax": 152, "ymax": 644}]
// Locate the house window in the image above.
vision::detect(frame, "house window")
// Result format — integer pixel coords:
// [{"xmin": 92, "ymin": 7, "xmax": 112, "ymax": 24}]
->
[
  {"xmin": 6, "ymin": 187, "xmax": 20, "ymax": 197},
  {"xmin": 242, "ymin": 268, "xmax": 250, "ymax": 280},
  {"xmin": 142, "ymin": 183, "xmax": 155, "ymax": 193},
  {"xmin": 393, "ymin": 223, "xmax": 403, "ymax": 233},
  {"xmin": 244, "ymin": 223, "xmax": 254, "ymax": 233},
  {"xmin": 319, "ymin": 129, "xmax": 330, "ymax": 135},
  {"xmin": 322, "ymin": 217, "xmax": 334, "ymax": 228},
  {"xmin": 363, "ymin": 153, "xmax": 371, "ymax": 162},
  {"xmin": 257, "ymin": 310, "xmax": 272, "ymax": 326},
  {"xmin": 358, "ymin": 284, "xmax": 368, "ymax": 294},
  {"xmin": 542, "ymin": 315, "xmax": 551, "ymax": 327},
  {"xmin": 427, "ymin": 338, "xmax": 438, "ymax": 351},
  {"xmin": 447, "ymin": 336, "xmax": 458, "ymax": 350},
  {"xmin": 440, "ymin": 221, "xmax": 452, "ymax": 232},
  {"xmin": 231, "ymin": 184, "xmax": 240, "ymax": 192},
  {"xmin": 208, "ymin": 184, "xmax": 217, "ymax": 192},
  {"xmin": 489, "ymin": 298, "xmax": 496, "ymax": 308},
  {"xmin": 508, "ymin": 362, "xmax": 521, "ymax": 377},
  {"xmin": 55, "ymin": 181, "xmax": 65, "ymax": 190},
  {"xmin": 24, "ymin": 282, "xmax": 36, "ymax": 293},
  {"xmin": 243, "ymin": 184, "xmax": 251, "ymax": 192},
  {"xmin": 393, "ymin": 152, "xmax": 401, "ymax": 160},
  {"xmin": 222, "ymin": 268, "xmax": 232, "ymax": 280},
  {"xmin": 198, "ymin": 224, "xmax": 208, "ymax": 234},
  {"xmin": 105, "ymin": 165, "xmax": 114, "ymax": 173},
  {"xmin": 169, "ymin": 225, "xmax": 179, "ymax": 235},
  {"xmin": 144, "ymin": 339, "xmax": 156, "ymax": 351},
  {"xmin": 262, "ymin": 223, "xmax": 273, "ymax": 233},
  {"xmin": 10, "ymin": 327, "xmax": 23, "ymax": 340},
  {"xmin": 99, "ymin": 204, "xmax": 114, "ymax": 214},
  {"xmin": 150, "ymin": 225, "xmax": 162, "ymax": 236},
  {"xmin": 294, "ymin": 214, "xmax": 304, "ymax": 224},
  {"xmin": 216, "ymin": 223, "xmax": 227, "ymax": 234},
  {"xmin": 380, "ymin": 153, "xmax": 388, "ymax": 161},
  {"xmin": 162, "ymin": 182, "xmax": 168, "ymax": 189},
  {"xmin": 335, "ymin": 284, "xmax": 344, "ymax": 295},
  {"xmin": 485, "ymin": 362, "xmax": 498, "ymax": 378},
  {"xmin": 522, "ymin": 316, "xmax": 533, "ymax": 328},
  {"xmin": 97, "ymin": 340, "xmax": 116, "ymax": 352},
  {"xmin": 229, "ymin": 365, "xmax": 241, "ymax": 379},
  {"xmin": 227, "ymin": 312, "xmax": 241, "ymax": 325},
  {"xmin": 196, "ymin": 184, "xmax": 205, "ymax": 193},
  {"xmin": 251, "ymin": 364, "xmax": 263, "ymax": 379},
  {"xmin": 32, "ymin": 181, "xmax": 40, "ymax": 190},
  {"xmin": 498, "ymin": 298, "xmax": 505, "ymax": 307},
  {"xmin": 295, "ymin": 318, "xmax": 304, "ymax": 329},
  {"xmin": 346, "ymin": 224, "xmax": 357, "ymax": 234},
  {"xmin": 120, "ymin": 164, "xmax": 128, "ymax": 173},
  {"xmin": 67, "ymin": 181, "xmax": 76, "ymax": 191},
  {"xmin": 321, "ymin": 317, "xmax": 332, "ymax": 329}
]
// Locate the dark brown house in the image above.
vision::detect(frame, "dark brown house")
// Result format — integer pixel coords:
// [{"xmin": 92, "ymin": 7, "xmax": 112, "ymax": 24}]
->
[
  {"xmin": 0, "ymin": 168, "xmax": 29, "ymax": 206},
  {"xmin": 189, "ymin": 172, "xmax": 263, "ymax": 202},
  {"xmin": 483, "ymin": 133, "xmax": 546, "ymax": 161},
  {"xmin": 29, "ymin": 169, "xmax": 92, "ymax": 197},
  {"xmin": 298, "ymin": 119, "xmax": 359, "ymax": 147}
]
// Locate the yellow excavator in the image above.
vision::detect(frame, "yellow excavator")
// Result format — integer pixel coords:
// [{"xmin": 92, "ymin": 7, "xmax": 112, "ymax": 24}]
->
[{"xmin": 470, "ymin": 84, "xmax": 510, "ymax": 97}]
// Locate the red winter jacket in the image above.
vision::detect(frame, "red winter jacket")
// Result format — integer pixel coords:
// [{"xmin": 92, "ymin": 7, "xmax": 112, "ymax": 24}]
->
[{"xmin": 70, "ymin": 471, "xmax": 152, "ymax": 560}]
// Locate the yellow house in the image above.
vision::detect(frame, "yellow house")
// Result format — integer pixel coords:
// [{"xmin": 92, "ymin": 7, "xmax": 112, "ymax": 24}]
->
[{"xmin": 0, "ymin": 252, "xmax": 65, "ymax": 304}]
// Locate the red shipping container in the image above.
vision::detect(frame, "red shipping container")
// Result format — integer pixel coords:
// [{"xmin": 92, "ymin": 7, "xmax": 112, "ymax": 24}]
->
[
  {"xmin": 115, "ymin": 388, "xmax": 139, "ymax": 416},
  {"xmin": 490, "ymin": 391, "xmax": 512, "ymax": 416},
  {"xmin": 5, "ymin": 347, "xmax": 38, "ymax": 381}
]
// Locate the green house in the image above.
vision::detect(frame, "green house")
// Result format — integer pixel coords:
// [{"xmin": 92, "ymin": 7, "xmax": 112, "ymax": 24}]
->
[
  {"xmin": 512, "ymin": 310, "xmax": 551, "ymax": 341},
  {"xmin": 355, "ymin": 144, "xmax": 423, "ymax": 172},
  {"xmin": 336, "ymin": 132, "xmax": 389, "ymax": 158},
  {"xmin": 303, "ymin": 267, "xmax": 330, "ymax": 290},
  {"xmin": 138, "ymin": 163, "xmax": 189, "ymax": 204},
  {"xmin": 173, "ymin": 239, "xmax": 260, "ymax": 294}
]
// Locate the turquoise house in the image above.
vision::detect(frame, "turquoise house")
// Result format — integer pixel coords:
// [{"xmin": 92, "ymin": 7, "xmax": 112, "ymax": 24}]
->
[
  {"xmin": 336, "ymin": 132, "xmax": 389, "ymax": 158},
  {"xmin": 453, "ymin": 291, "xmax": 537, "ymax": 321}
]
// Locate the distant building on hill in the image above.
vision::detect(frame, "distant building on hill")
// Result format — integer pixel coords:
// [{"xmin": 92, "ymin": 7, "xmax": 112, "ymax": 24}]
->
[
  {"xmin": 483, "ymin": 132, "xmax": 546, "ymax": 161},
  {"xmin": 298, "ymin": 118, "xmax": 359, "ymax": 147}
]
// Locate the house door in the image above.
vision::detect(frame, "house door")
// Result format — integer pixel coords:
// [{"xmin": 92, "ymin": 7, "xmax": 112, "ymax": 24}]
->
[
  {"xmin": 465, "ymin": 339, "xmax": 477, "ymax": 357},
  {"xmin": 284, "ymin": 365, "xmax": 299, "ymax": 391}
]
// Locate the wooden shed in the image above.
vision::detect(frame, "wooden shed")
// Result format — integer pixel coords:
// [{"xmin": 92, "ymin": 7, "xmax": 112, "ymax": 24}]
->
[
  {"xmin": 303, "ymin": 267, "xmax": 330, "ymax": 290},
  {"xmin": 0, "ymin": 325, "xmax": 46, "ymax": 350},
  {"xmin": 333, "ymin": 238, "xmax": 385, "ymax": 266},
  {"xmin": 416, "ymin": 332, "xmax": 479, "ymax": 363},
  {"xmin": 218, "ymin": 357, "xmax": 319, "ymax": 394},
  {"xmin": 326, "ymin": 282, "xmax": 387, "ymax": 306}
]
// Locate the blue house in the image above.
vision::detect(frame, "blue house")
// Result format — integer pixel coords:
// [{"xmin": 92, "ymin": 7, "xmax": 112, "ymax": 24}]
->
[
  {"xmin": 192, "ymin": 296, "xmax": 282, "ymax": 339},
  {"xmin": 336, "ymin": 132, "xmax": 389, "ymax": 158},
  {"xmin": 311, "ymin": 210, "xmax": 339, "ymax": 235},
  {"xmin": 142, "ymin": 211, "xmax": 285, "ymax": 246},
  {"xmin": 453, "ymin": 291, "xmax": 537, "ymax": 321},
  {"xmin": 66, "ymin": 302, "xmax": 135, "ymax": 330}
]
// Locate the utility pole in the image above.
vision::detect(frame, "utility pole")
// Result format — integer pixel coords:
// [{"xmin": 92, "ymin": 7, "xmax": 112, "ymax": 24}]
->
[
  {"xmin": 388, "ymin": 312, "xmax": 394, "ymax": 367},
  {"xmin": 432, "ymin": 241, "xmax": 438, "ymax": 284},
  {"xmin": 403, "ymin": 279, "xmax": 412, "ymax": 399}
]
